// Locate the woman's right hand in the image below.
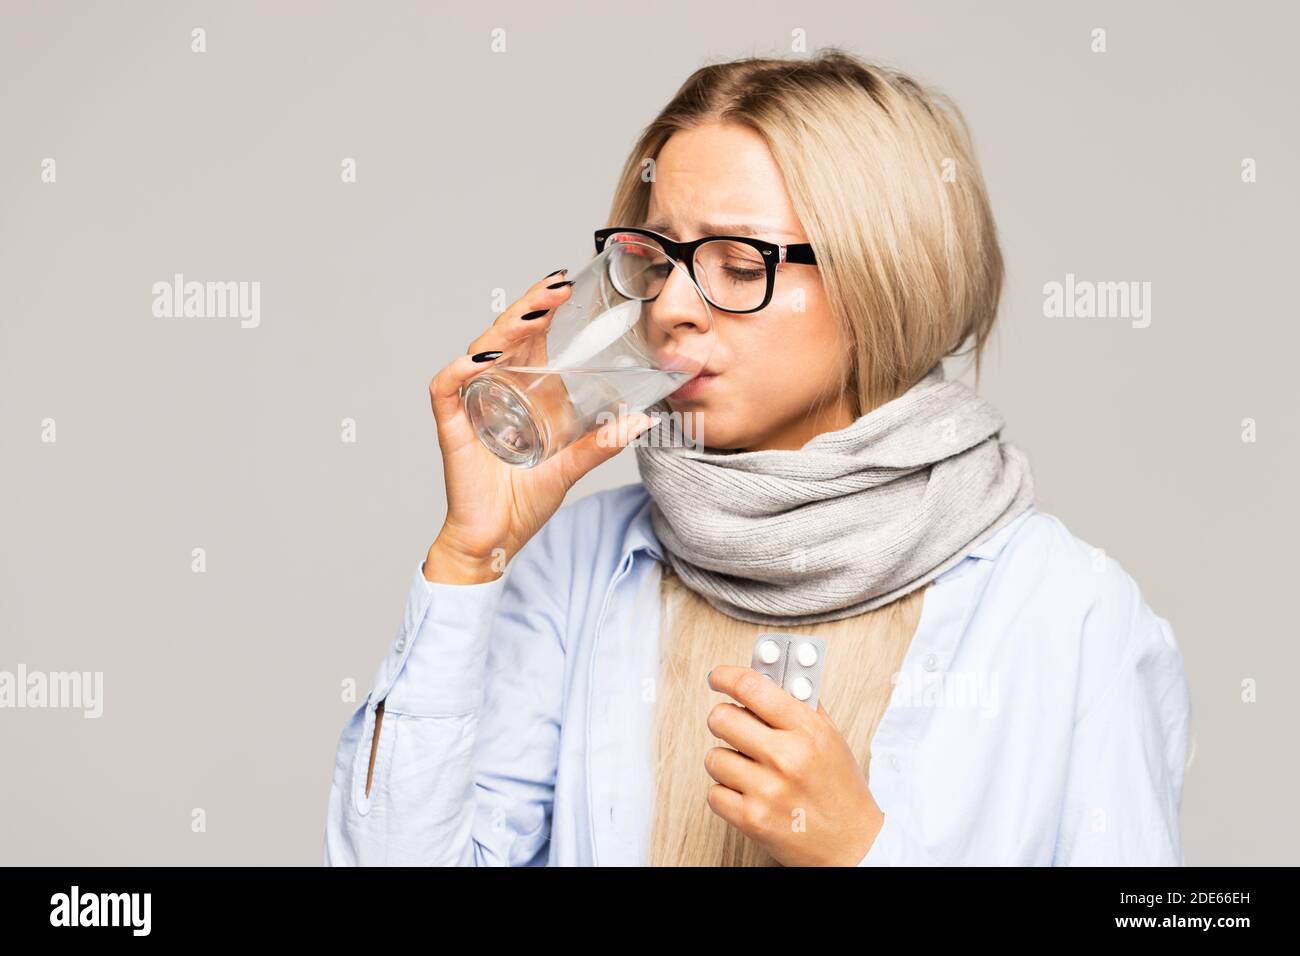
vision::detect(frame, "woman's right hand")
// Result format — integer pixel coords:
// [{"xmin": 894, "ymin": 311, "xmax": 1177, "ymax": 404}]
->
[{"xmin": 423, "ymin": 268, "xmax": 658, "ymax": 585}]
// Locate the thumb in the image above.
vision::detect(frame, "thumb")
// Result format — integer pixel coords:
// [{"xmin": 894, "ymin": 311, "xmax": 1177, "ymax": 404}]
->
[{"xmin": 556, "ymin": 410, "xmax": 660, "ymax": 486}]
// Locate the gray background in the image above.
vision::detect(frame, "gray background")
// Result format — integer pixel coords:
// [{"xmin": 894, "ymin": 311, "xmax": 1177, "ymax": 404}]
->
[{"xmin": 1, "ymin": 0, "xmax": 1295, "ymax": 865}]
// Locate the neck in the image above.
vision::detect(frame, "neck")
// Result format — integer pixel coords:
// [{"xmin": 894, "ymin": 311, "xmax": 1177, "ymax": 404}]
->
[{"xmin": 744, "ymin": 393, "xmax": 858, "ymax": 452}]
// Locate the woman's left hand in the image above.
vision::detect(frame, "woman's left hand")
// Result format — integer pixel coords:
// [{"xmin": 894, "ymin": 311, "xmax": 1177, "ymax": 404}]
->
[{"xmin": 704, "ymin": 664, "xmax": 885, "ymax": 866}]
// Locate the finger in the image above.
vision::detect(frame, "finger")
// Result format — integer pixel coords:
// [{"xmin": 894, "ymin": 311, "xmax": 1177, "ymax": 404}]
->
[
  {"xmin": 550, "ymin": 408, "xmax": 660, "ymax": 488},
  {"xmin": 704, "ymin": 745, "xmax": 767, "ymax": 795},
  {"xmin": 705, "ymin": 783, "xmax": 747, "ymax": 831},
  {"xmin": 465, "ymin": 270, "xmax": 576, "ymax": 358},
  {"xmin": 428, "ymin": 350, "xmax": 505, "ymax": 434},
  {"xmin": 709, "ymin": 663, "xmax": 812, "ymax": 734},
  {"xmin": 706, "ymin": 700, "xmax": 781, "ymax": 764}
]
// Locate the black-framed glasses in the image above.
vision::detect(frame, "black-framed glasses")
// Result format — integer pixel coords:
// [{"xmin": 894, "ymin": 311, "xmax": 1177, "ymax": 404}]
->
[{"xmin": 594, "ymin": 226, "xmax": 818, "ymax": 314}]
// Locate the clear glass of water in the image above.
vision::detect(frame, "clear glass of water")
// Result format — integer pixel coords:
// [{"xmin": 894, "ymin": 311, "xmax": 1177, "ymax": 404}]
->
[{"xmin": 462, "ymin": 237, "xmax": 714, "ymax": 468}]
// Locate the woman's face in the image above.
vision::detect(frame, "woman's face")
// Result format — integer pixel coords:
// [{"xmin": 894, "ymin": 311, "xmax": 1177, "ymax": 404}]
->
[{"xmin": 641, "ymin": 122, "xmax": 851, "ymax": 452}]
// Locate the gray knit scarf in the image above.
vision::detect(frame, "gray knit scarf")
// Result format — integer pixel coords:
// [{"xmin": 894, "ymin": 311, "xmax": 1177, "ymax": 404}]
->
[{"xmin": 634, "ymin": 362, "xmax": 1035, "ymax": 626}]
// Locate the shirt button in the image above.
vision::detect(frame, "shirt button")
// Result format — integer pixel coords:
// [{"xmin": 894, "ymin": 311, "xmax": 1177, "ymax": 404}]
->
[
  {"xmin": 395, "ymin": 635, "xmax": 407, "ymax": 653},
  {"xmin": 923, "ymin": 653, "xmax": 938, "ymax": 672},
  {"xmin": 889, "ymin": 754, "xmax": 902, "ymax": 772}
]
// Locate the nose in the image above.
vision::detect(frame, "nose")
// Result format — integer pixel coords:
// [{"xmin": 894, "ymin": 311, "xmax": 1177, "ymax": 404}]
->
[
  {"xmin": 644, "ymin": 258, "xmax": 714, "ymax": 376},
  {"xmin": 649, "ymin": 256, "xmax": 714, "ymax": 339}
]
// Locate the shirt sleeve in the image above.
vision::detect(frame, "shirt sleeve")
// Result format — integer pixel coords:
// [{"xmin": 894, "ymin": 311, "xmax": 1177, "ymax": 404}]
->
[
  {"xmin": 322, "ymin": 514, "xmax": 571, "ymax": 866},
  {"xmin": 856, "ymin": 808, "xmax": 939, "ymax": 866},
  {"xmin": 1052, "ymin": 613, "xmax": 1192, "ymax": 865}
]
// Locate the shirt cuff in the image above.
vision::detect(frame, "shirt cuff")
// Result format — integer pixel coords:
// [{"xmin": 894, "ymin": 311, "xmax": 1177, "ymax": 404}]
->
[
  {"xmin": 856, "ymin": 811, "xmax": 934, "ymax": 866},
  {"xmin": 370, "ymin": 561, "xmax": 509, "ymax": 716}
]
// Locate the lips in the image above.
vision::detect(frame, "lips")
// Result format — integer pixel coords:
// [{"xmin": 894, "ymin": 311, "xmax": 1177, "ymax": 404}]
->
[{"xmin": 669, "ymin": 370, "xmax": 718, "ymax": 400}]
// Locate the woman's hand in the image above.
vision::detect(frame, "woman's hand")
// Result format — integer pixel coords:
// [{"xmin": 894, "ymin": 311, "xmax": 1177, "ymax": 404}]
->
[
  {"xmin": 703, "ymin": 664, "xmax": 886, "ymax": 866},
  {"xmin": 425, "ymin": 268, "xmax": 658, "ymax": 584}
]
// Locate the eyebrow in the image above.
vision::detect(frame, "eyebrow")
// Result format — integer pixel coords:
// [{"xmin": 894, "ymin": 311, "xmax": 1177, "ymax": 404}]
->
[{"xmin": 640, "ymin": 219, "xmax": 798, "ymax": 240}]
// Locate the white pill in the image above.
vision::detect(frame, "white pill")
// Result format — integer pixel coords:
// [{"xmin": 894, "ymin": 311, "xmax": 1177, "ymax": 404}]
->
[
  {"xmin": 796, "ymin": 641, "xmax": 818, "ymax": 667},
  {"xmin": 758, "ymin": 639, "xmax": 781, "ymax": 664},
  {"xmin": 790, "ymin": 676, "xmax": 813, "ymax": 700}
]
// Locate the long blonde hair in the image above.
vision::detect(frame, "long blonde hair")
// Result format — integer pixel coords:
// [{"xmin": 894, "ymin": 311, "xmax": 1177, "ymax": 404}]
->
[
  {"xmin": 607, "ymin": 50, "xmax": 1005, "ymax": 865},
  {"xmin": 604, "ymin": 49, "xmax": 1004, "ymax": 413},
  {"xmin": 650, "ymin": 568, "xmax": 926, "ymax": 866}
]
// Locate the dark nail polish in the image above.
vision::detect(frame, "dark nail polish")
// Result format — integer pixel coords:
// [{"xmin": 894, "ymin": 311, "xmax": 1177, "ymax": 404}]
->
[
  {"xmin": 546, "ymin": 279, "xmax": 574, "ymax": 290},
  {"xmin": 471, "ymin": 350, "xmax": 503, "ymax": 363},
  {"xmin": 544, "ymin": 268, "xmax": 568, "ymax": 278},
  {"xmin": 520, "ymin": 309, "xmax": 549, "ymax": 321}
]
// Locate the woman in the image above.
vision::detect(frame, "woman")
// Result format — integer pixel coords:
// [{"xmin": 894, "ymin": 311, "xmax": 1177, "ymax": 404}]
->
[{"xmin": 323, "ymin": 49, "xmax": 1191, "ymax": 866}]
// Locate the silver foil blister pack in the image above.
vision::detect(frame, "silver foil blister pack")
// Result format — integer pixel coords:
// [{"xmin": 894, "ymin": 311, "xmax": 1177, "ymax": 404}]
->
[{"xmin": 749, "ymin": 634, "xmax": 828, "ymax": 709}]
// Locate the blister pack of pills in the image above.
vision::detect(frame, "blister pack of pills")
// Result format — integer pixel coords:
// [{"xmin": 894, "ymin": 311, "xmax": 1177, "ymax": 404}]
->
[{"xmin": 749, "ymin": 634, "xmax": 828, "ymax": 709}]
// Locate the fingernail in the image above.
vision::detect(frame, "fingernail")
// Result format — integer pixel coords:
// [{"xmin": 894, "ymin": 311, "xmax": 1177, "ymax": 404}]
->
[
  {"xmin": 520, "ymin": 309, "xmax": 549, "ymax": 321},
  {"xmin": 546, "ymin": 279, "xmax": 574, "ymax": 290},
  {"xmin": 471, "ymin": 350, "xmax": 503, "ymax": 363},
  {"xmin": 544, "ymin": 268, "xmax": 568, "ymax": 278}
]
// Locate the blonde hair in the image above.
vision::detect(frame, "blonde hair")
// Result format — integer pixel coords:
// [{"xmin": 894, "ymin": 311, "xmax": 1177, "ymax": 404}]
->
[
  {"xmin": 649, "ymin": 568, "xmax": 925, "ymax": 866},
  {"xmin": 604, "ymin": 48, "xmax": 1004, "ymax": 414},
  {"xmin": 609, "ymin": 50, "xmax": 1004, "ymax": 865}
]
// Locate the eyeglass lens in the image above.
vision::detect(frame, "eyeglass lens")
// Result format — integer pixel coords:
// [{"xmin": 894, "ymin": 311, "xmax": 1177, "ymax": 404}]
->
[{"xmin": 607, "ymin": 235, "xmax": 769, "ymax": 312}]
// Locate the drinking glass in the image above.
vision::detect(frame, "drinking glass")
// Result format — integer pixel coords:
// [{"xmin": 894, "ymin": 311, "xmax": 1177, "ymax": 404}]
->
[{"xmin": 462, "ymin": 237, "xmax": 713, "ymax": 468}]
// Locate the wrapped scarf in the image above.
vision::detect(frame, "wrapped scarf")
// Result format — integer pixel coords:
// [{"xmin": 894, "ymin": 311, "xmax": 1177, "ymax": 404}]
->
[{"xmin": 634, "ymin": 362, "xmax": 1035, "ymax": 625}]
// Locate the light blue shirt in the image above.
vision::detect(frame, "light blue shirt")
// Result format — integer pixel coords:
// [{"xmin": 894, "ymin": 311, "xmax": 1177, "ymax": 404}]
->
[{"xmin": 323, "ymin": 482, "xmax": 1192, "ymax": 866}]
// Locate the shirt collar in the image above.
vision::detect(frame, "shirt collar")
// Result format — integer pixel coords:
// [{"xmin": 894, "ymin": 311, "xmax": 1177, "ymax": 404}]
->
[
  {"xmin": 967, "ymin": 507, "xmax": 1037, "ymax": 561},
  {"xmin": 620, "ymin": 489, "xmax": 663, "ymax": 565}
]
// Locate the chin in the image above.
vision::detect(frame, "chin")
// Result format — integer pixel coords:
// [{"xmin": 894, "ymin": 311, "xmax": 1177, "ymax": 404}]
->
[{"xmin": 661, "ymin": 393, "xmax": 768, "ymax": 451}]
